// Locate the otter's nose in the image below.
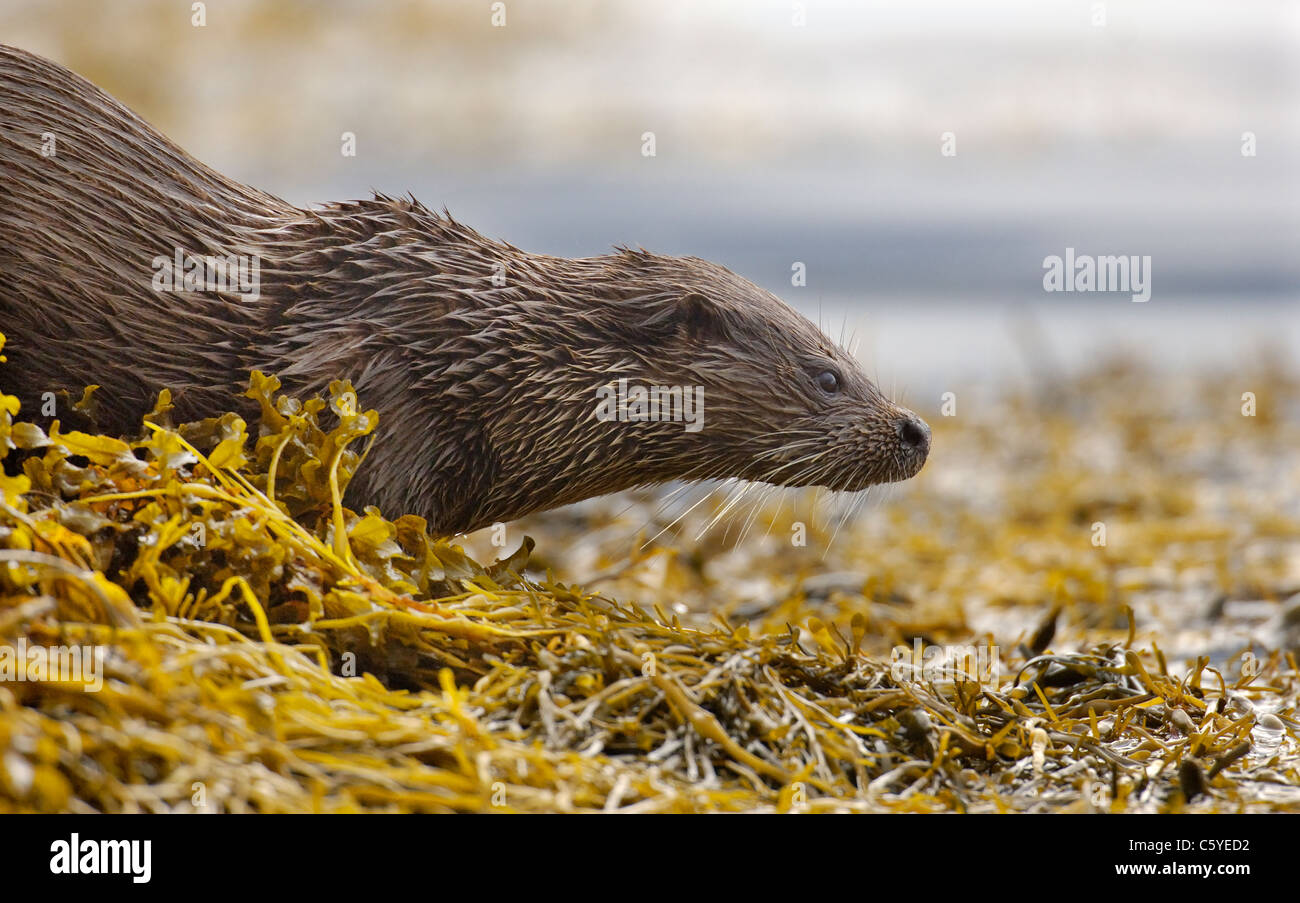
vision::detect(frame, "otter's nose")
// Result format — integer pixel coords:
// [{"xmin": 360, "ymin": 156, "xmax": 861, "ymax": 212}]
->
[{"xmin": 896, "ymin": 414, "xmax": 931, "ymax": 456}]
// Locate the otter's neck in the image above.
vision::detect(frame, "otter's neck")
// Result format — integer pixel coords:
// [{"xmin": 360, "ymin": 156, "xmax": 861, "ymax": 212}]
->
[{"xmin": 249, "ymin": 199, "xmax": 705, "ymax": 533}]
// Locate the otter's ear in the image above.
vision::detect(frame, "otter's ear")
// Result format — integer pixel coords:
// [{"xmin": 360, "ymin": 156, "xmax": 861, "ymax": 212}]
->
[
  {"xmin": 675, "ymin": 292, "xmax": 728, "ymax": 341},
  {"xmin": 635, "ymin": 292, "xmax": 727, "ymax": 341}
]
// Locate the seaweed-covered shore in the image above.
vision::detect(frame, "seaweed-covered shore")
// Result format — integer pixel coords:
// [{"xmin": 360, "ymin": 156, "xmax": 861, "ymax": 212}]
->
[{"xmin": 1, "ymin": 336, "xmax": 1297, "ymax": 813}]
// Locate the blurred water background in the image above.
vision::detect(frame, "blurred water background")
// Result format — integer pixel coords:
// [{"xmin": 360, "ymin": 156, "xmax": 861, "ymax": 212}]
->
[{"xmin": 4, "ymin": 0, "xmax": 1296, "ymax": 400}]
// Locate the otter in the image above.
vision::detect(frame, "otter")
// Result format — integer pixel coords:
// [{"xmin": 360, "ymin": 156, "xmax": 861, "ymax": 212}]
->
[{"xmin": 0, "ymin": 44, "xmax": 930, "ymax": 535}]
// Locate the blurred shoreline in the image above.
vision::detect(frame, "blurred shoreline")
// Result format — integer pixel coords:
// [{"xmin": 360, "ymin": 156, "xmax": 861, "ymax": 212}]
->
[
  {"xmin": 815, "ymin": 295, "xmax": 1300, "ymax": 398},
  {"xmin": 3, "ymin": 0, "xmax": 1296, "ymax": 311}
]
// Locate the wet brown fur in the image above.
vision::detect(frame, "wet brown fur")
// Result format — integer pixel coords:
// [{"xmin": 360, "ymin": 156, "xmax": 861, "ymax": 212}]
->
[{"xmin": 0, "ymin": 44, "xmax": 929, "ymax": 534}]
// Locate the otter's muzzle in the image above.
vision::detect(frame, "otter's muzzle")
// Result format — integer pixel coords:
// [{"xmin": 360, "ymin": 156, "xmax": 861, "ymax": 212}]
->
[
  {"xmin": 893, "ymin": 410, "xmax": 931, "ymax": 478},
  {"xmin": 895, "ymin": 412, "xmax": 931, "ymax": 457}
]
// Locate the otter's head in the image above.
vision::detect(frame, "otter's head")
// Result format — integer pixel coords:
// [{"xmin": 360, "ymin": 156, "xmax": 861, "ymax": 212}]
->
[
  {"xmin": 317, "ymin": 206, "xmax": 930, "ymax": 533},
  {"xmin": 584, "ymin": 251, "xmax": 931, "ymax": 493}
]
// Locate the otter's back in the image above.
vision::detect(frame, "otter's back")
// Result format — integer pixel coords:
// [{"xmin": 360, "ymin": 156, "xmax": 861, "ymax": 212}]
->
[{"xmin": 0, "ymin": 44, "xmax": 295, "ymax": 429}]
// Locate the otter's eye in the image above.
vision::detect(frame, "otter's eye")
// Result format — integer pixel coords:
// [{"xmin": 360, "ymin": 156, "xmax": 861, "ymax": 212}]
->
[{"xmin": 815, "ymin": 370, "xmax": 840, "ymax": 395}]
